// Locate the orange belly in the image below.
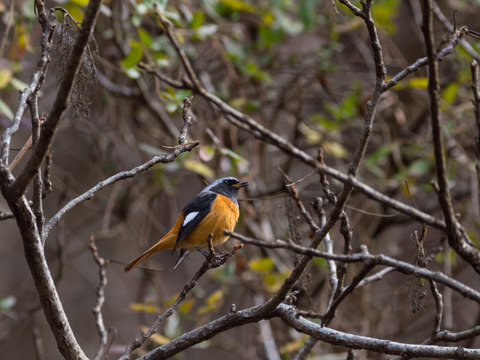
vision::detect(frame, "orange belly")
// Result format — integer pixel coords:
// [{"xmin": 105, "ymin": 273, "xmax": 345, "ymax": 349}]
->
[{"xmin": 178, "ymin": 194, "xmax": 239, "ymax": 250}]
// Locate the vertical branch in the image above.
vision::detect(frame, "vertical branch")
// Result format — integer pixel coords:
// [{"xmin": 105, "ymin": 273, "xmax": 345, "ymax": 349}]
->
[
  {"xmin": 421, "ymin": 0, "xmax": 456, "ymax": 239},
  {"xmin": 178, "ymin": 95, "xmax": 194, "ymax": 145},
  {"xmin": 11, "ymin": 0, "xmax": 103, "ymax": 197},
  {"xmin": 0, "ymin": 1, "xmax": 103, "ymax": 359},
  {"xmin": 0, "ymin": 0, "xmax": 55, "ymax": 167},
  {"xmin": 89, "ymin": 235, "xmax": 109, "ymax": 360},
  {"xmin": 421, "ymin": 0, "xmax": 480, "ymax": 273},
  {"xmin": 471, "ymin": 60, "xmax": 480, "ymax": 213}
]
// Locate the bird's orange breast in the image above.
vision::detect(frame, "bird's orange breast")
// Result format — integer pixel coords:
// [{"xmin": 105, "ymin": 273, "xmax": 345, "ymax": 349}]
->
[{"xmin": 179, "ymin": 194, "xmax": 239, "ymax": 251}]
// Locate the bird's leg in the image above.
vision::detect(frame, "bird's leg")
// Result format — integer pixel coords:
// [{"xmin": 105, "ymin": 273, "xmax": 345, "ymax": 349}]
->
[
  {"xmin": 195, "ymin": 246, "xmax": 210, "ymax": 257},
  {"xmin": 197, "ymin": 234, "xmax": 244, "ymax": 268}
]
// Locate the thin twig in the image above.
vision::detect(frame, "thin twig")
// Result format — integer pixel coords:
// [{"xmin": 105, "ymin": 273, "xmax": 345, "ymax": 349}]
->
[
  {"xmin": 0, "ymin": 0, "xmax": 55, "ymax": 167},
  {"xmin": 43, "ymin": 141, "xmax": 199, "ymax": 241},
  {"xmin": 89, "ymin": 235, "xmax": 110, "ymax": 360},
  {"xmin": 178, "ymin": 96, "xmax": 194, "ymax": 145},
  {"xmin": 8, "ymin": 136, "xmax": 32, "ymax": 172},
  {"xmin": 10, "ymin": 0, "xmax": 102, "ymax": 197}
]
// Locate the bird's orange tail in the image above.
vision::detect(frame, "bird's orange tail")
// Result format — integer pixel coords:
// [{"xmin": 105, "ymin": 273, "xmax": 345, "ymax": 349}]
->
[{"xmin": 124, "ymin": 233, "xmax": 176, "ymax": 272}]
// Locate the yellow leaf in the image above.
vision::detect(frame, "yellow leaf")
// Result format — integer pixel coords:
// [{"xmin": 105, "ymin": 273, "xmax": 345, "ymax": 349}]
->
[
  {"xmin": 206, "ymin": 289, "xmax": 224, "ymax": 306},
  {"xmin": 322, "ymin": 141, "xmax": 347, "ymax": 158},
  {"xmin": 178, "ymin": 298, "xmax": 195, "ymax": 315},
  {"xmin": 279, "ymin": 336, "xmax": 309, "ymax": 353},
  {"xmin": 264, "ymin": 271, "xmax": 289, "ymax": 292},
  {"xmin": 408, "ymin": 77, "xmax": 429, "ymax": 89},
  {"xmin": 70, "ymin": 0, "xmax": 89, "ymax": 6},
  {"xmin": 129, "ymin": 302, "xmax": 160, "ymax": 313},
  {"xmin": 184, "ymin": 160, "xmax": 215, "ymax": 178},
  {"xmin": 163, "ymin": 293, "xmax": 180, "ymax": 308},
  {"xmin": 141, "ymin": 326, "xmax": 171, "ymax": 345},
  {"xmin": 197, "ymin": 289, "xmax": 225, "ymax": 315},
  {"xmin": 63, "ymin": 4, "xmax": 84, "ymax": 23},
  {"xmin": 220, "ymin": 0, "xmax": 258, "ymax": 13},
  {"xmin": 0, "ymin": 69, "xmax": 13, "ymax": 88},
  {"xmin": 248, "ymin": 257, "xmax": 274, "ymax": 273}
]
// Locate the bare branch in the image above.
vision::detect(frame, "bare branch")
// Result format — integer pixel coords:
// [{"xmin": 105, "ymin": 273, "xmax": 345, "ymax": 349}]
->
[
  {"xmin": 0, "ymin": 0, "xmax": 55, "ymax": 167},
  {"xmin": 276, "ymin": 304, "xmax": 480, "ymax": 359},
  {"xmin": 11, "ymin": 0, "xmax": 103, "ymax": 197},
  {"xmin": 422, "ymin": 0, "xmax": 480, "ymax": 273},
  {"xmin": 178, "ymin": 96, "xmax": 194, "ymax": 145},
  {"xmin": 89, "ymin": 235, "xmax": 109, "ymax": 360},
  {"xmin": 471, "ymin": 60, "xmax": 480, "ymax": 213},
  {"xmin": 43, "ymin": 141, "xmax": 198, "ymax": 241},
  {"xmin": 226, "ymin": 232, "xmax": 480, "ymax": 303},
  {"xmin": 121, "ymin": 240, "xmax": 243, "ymax": 359}
]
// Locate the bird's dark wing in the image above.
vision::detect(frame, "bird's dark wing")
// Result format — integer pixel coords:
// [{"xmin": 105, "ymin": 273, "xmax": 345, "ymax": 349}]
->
[{"xmin": 174, "ymin": 192, "xmax": 217, "ymax": 250}]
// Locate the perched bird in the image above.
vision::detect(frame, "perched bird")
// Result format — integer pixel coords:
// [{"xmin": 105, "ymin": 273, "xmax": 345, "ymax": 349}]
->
[{"xmin": 124, "ymin": 177, "xmax": 248, "ymax": 272}]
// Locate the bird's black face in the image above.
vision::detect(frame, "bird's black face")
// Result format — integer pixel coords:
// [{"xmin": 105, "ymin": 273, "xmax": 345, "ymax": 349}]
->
[
  {"xmin": 205, "ymin": 177, "xmax": 248, "ymax": 199},
  {"xmin": 225, "ymin": 178, "xmax": 248, "ymax": 189}
]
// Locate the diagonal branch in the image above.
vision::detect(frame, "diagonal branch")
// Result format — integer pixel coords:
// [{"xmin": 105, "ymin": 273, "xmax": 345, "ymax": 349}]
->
[
  {"xmin": 43, "ymin": 141, "xmax": 198, "ymax": 241},
  {"xmin": 10, "ymin": 0, "xmax": 103, "ymax": 197},
  {"xmin": 0, "ymin": 0, "xmax": 55, "ymax": 166}
]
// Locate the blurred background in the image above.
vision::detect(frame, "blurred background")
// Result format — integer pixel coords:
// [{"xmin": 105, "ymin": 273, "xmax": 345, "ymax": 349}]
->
[{"xmin": 1, "ymin": 0, "xmax": 480, "ymax": 359}]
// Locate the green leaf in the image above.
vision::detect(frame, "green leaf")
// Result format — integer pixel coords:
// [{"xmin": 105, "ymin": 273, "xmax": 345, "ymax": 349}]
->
[
  {"xmin": 220, "ymin": 0, "xmax": 258, "ymax": 13},
  {"xmin": 138, "ymin": 143, "xmax": 164, "ymax": 156},
  {"xmin": 138, "ymin": 28, "xmax": 153, "ymax": 47},
  {"xmin": 0, "ymin": 98, "xmax": 14, "ymax": 121},
  {"xmin": 184, "ymin": 160, "xmax": 215, "ymax": 178},
  {"xmin": 121, "ymin": 40, "xmax": 143, "ymax": 68},
  {"xmin": 190, "ymin": 11, "xmax": 205, "ymax": 29},
  {"xmin": 442, "ymin": 82, "xmax": 458, "ymax": 104},
  {"xmin": 371, "ymin": 0, "xmax": 399, "ymax": 34},
  {"xmin": 9, "ymin": 77, "xmax": 29, "ymax": 91},
  {"xmin": 219, "ymin": 147, "xmax": 249, "ymax": 164}
]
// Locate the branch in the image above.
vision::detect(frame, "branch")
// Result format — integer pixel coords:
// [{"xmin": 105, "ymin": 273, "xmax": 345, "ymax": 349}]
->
[
  {"xmin": 43, "ymin": 141, "xmax": 198, "ymax": 241},
  {"xmin": 276, "ymin": 303, "xmax": 480, "ymax": 359},
  {"xmin": 0, "ymin": 1, "xmax": 104, "ymax": 358},
  {"xmin": 0, "ymin": 0, "xmax": 55, "ymax": 166},
  {"xmin": 10, "ymin": 0, "xmax": 102, "ymax": 196},
  {"xmin": 471, "ymin": 60, "xmax": 480, "ymax": 213},
  {"xmin": 422, "ymin": 0, "xmax": 480, "ymax": 273},
  {"xmin": 89, "ymin": 235, "xmax": 110, "ymax": 360},
  {"xmin": 121, "ymin": 240, "xmax": 243, "ymax": 359},
  {"xmin": 178, "ymin": 95, "xmax": 194, "ymax": 145},
  {"xmin": 383, "ymin": 26, "xmax": 468, "ymax": 90},
  {"xmin": 226, "ymin": 232, "xmax": 480, "ymax": 303}
]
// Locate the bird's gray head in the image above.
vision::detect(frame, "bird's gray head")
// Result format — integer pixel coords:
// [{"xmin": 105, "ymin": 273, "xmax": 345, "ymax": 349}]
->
[{"xmin": 202, "ymin": 177, "xmax": 248, "ymax": 203}]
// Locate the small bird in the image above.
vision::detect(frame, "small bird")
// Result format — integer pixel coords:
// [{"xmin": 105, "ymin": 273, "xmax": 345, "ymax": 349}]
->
[{"xmin": 124, "ymin": 177, "xmax": 248, "ymax": 272}]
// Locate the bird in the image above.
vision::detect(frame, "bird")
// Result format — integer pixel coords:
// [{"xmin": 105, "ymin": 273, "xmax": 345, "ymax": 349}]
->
[{"xmin": 124, "ymin": 177, "xmax": 248, "ymax": 272}]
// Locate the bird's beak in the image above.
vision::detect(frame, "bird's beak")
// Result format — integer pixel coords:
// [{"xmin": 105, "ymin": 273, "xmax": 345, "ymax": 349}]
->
[{"xmin": 233, "ymin": 181, "xmax": 248, "ymax": 188}]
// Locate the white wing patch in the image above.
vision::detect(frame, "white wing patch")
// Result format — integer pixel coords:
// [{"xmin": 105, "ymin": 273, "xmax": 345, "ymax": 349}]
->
[{"xmin": 183, "ymin": 211, "xmax": 199, "ymax": 226}]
